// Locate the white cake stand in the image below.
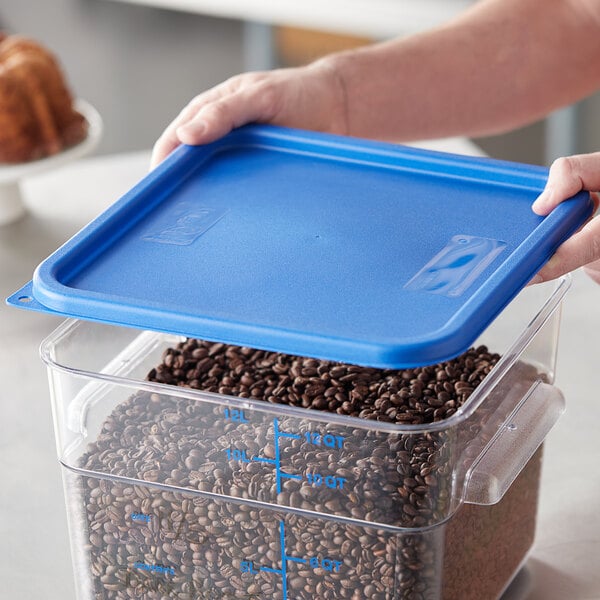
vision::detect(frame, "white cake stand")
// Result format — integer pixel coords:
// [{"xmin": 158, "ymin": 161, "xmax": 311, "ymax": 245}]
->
[{"xmin": 0, "ymin": 99, "xmax": 103, "ymax": 226}]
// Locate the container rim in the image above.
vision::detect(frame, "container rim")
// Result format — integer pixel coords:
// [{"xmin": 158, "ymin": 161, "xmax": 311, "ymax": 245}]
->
[{"xmin": 39, "ymin": 276, "xmax": 570, "ymax": 434}]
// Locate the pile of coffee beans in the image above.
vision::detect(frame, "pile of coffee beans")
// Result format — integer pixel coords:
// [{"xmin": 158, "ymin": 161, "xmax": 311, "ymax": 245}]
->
[
  {"xmin": 72, "ymin": 339, "xmax": 543, "ymax": 599},
  {"xmin": 146, "ymin": 340, "xmax": 500, "ymax": 425}
]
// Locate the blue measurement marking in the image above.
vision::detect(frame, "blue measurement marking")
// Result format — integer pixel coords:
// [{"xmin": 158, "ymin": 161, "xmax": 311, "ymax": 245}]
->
[
  {"xmin": 257, "ymin": 522, "xmax": 306, "ymax": 600},
  {"xmin": 240, "ymin": 520, "xmax": 344, "ymax": 599},
  {"xmin": 251, "ymin": 418, "xmax": 302, "ymax": 494}
]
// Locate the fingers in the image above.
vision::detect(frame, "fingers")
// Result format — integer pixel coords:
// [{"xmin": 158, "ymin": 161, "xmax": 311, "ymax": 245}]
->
[
  {"xmin": 530, "ymin": 153, "xmax": 600, "ymax": 284},
  {"xmin": 531, "ymin": 211, "xmax": 600, "ymax": 283},
  {"xmin": 150, "ymin": 72, "xmax": 276, "ymax": 169},
  {"xmin": 150, "ymin": 62, "xmax": 345, "ymax": 169},
  {"xmin": 532, "ymin": 152, "xmax": 600, "ymax": 215},
  {"xmin": 177, "ymin": 82, "xmax": 279, "ymax": 146},
  {"xmin": 150, "ymin": 103, "xmax": 198, "ymax": 168}
]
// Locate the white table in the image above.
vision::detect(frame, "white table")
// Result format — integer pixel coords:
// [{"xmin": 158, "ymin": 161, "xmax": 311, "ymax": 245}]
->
[{"xmin": 1, "ymin": 140, "xmax": 599, "ymax": 599}]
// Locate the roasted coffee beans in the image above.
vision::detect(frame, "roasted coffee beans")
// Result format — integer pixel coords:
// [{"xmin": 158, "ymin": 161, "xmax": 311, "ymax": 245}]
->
[
  {"xmin": 146, "ymin": 340, "xmax": 500, "ymax": 425},
  {"xmin": 72, "ymin": 340, "xmax": 542, "ymax": 599}
]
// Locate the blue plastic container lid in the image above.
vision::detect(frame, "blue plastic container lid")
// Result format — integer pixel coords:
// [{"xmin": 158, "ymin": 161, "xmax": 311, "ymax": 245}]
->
[{"xmin": 7, "ymin": 125, "xmax": 594, "ymax": 368}]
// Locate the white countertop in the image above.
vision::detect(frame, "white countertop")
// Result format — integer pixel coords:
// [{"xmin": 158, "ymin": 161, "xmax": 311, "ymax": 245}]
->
[{"xmin": 1, "ymin": 139, "xmax": 599, "ymax": 600}]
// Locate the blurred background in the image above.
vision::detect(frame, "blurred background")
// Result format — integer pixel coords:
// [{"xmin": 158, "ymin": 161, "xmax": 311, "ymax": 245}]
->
[{"xmin": 2, "ymin": 0, "xmax": 599, "ymax": 165}]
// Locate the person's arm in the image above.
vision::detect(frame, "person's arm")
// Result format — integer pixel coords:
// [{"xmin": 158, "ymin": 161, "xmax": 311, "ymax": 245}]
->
[
  {"xmin": 151, "ymin": 0, "xmax": 600, "ymax": 166},
  {"xmin": 328, "ymin": 0, "xmax": 600, "ymax": 141}
]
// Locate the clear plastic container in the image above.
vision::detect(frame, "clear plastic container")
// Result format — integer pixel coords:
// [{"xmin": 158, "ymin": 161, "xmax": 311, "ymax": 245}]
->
[{"xmin": 43, "ymin": 279, "xmax": 568, "ymax": 600}]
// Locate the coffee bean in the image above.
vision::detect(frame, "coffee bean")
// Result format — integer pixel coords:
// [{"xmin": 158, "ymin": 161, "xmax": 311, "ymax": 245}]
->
[{"xmin": 74, "ymin": 340, "xmax": 545, "ymax": 599}]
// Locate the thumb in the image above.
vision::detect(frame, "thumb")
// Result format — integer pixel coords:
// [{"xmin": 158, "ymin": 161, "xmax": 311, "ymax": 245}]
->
[
  {"xmin": 533, "ymin": 213, "xmax": 600, "ymax": 282},
  {"xmin": 532, "ymin": 152, "xmax": 600, "ymax": 215}
]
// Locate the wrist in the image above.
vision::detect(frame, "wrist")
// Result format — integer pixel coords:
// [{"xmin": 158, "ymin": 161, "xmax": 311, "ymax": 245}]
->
[{"xmin": 309, "ymin": 52, "xmax": 354, "ymax": 136}]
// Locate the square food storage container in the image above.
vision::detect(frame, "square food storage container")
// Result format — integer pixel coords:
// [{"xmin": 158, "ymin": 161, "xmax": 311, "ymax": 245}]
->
[
  {"xmin": 8, "ymin": 125, "xmax": 594, "ymax": 600},
  {"xmin": 42, "ymin": 279, "xmax": 565, "ymax": 600}
]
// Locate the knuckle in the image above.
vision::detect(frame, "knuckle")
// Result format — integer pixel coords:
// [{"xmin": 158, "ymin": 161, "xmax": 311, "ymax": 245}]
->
[
  {"xmin": 252, "ymin": 79, "xmax": 282, "ymax": 119},
  {"xmin": 186, "ymin": 94, "xmax": 205, "ymax": 110},
  {"xmin": 206, "ymin": 100, "xmax": 229, "ymax": 121},
  {"xmin": 226, "ymin": 71, "xmax": 265, "ymax": 90},
  {"xmin": 550, "ymin": 155, "xmax": 586, "ymax": 188},
  {"xmin": 223, "ymin": 73, "xmax": 245, "ymax": 90},
  {"xmin": 550, "ymin": 156, "xmax": 576, "ymax": 179}
]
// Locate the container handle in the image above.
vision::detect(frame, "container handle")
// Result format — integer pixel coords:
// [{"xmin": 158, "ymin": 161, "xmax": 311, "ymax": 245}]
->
[{"xmin": 463, "ymin": 381, "xmax": 565, "ymax": 505}]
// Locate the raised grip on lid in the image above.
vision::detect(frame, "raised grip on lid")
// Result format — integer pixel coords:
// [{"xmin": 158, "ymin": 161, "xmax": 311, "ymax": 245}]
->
[{"xmin": 463, "ymin": 380, "xmax": 565, "ymax": 505}]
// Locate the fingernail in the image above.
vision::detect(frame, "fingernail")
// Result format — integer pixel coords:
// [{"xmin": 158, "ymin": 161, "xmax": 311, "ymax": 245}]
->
[{"xmin": 532, "ymin": 188, "xmax": 551, "ymax": 214}]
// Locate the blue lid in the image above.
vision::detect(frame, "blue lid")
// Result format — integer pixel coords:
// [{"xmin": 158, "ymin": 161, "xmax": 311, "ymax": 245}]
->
[{"xmin": 7, "ymin": 125, "xmax": 594, "ymax": 367}]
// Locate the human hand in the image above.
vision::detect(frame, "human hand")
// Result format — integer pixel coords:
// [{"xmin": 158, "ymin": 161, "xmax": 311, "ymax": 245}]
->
[
  {"xmin": 530, "ymin": 153, "xmax": 600, "ymax": 284},
  {"xmin": 150, "ymin": 60, "xmax": 348, "ymax": 169}
]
